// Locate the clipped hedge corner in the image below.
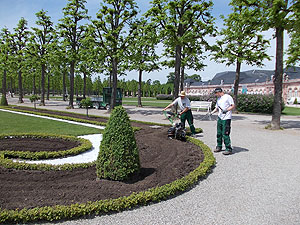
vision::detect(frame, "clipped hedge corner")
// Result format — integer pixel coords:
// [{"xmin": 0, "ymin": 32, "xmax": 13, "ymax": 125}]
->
[{"xmin": 96, "ymin": 106, "xmax": 140, "ymax": 181}]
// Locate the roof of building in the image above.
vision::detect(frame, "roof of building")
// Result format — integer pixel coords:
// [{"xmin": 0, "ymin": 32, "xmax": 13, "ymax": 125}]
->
[{"xmin": 185, "ymin": 67, "xmax": 300, "ymax": 86}]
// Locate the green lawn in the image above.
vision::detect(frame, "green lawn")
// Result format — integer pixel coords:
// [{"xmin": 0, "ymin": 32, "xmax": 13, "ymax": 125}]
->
[
  {"xmin": 0, "ymin": 110, "xmax": 101, "ymax": 135},
  {"xmin": 282, "ymin": 106, "xmax": 300, "ymax": 116},
  {"xmin": 122, "ymin": 97, "xmax": 171, "ymax": 108}
]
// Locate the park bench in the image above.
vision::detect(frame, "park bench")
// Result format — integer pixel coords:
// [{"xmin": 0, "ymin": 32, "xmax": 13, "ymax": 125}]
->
[{"xmin": 190, "ymin": 101, "xmax": 212, "ymax": 113}]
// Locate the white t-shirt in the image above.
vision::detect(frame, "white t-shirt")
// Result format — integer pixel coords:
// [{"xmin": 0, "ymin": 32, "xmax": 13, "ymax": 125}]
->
[
  {"xmin": 172, "ymin": 97, "xmax": 191, "ymax": 111},
  {"xmin": 216, "ymin": 94, "xmax": 234, "ymax": 120}
]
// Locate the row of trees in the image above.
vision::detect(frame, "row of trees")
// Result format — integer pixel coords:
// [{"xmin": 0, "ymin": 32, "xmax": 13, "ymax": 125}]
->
[{"xmin": 0, "ymin": 0, "xmax": 299, "ymax": 129}]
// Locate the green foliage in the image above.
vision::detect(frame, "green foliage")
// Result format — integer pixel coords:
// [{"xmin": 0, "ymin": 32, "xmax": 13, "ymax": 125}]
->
[
  {"xmin": 0, "ymin": 95, "xmax": 8, "ymax": 106},
  {"xmin": 29, "ymin": 94, "xmax": 40, "ymax": 109},
  {"xmin": 29, "ymin": 95, "xmax": 40, "ymax": 103},
  {"xmin": 187, "ymin": 94, "xmax": 285, "ymax": 114},
  {"xmin": 96, "ymin": 106, "xmax": 140, "ymax": 181},
  {"xmin": 0, "ymin": 133, "xmax": 92, "ymax": 160},
  {"xmin": 294, "ymin": 97, "xmax": 298, "ymax": 104},
  {"xmin": 0, "ymin": 137, "xmax": 215, "ymax": 224},
  {"xmin": 236, "ymin": 94, "xmax": 285, "ymax": 114},
  {"xmin": 156, "ymin": 94, "xmax": 173, "ymax": 100},
  {"xmin": 80, "ymin": 97, "xmax": 92, "ymax": 117}
]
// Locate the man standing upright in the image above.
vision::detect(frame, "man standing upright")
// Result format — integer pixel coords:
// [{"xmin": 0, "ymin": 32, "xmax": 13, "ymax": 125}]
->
[
  {"xmin": 211, "ymin": 87, "xmax": 235, "ymax": 155},
  {"xmin": 163, "ymin": 91, "xmax": 196, "ymax": 136}
]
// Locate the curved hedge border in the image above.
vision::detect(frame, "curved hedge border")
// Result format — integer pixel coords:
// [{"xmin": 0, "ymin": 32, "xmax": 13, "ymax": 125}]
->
[
  {"xmin": 0, "ymin": 133, "xmax": 92, "ymax": 160},
  {"xmin": 0, "ymin": 137, "xmax": 215, "ymax": 224}
]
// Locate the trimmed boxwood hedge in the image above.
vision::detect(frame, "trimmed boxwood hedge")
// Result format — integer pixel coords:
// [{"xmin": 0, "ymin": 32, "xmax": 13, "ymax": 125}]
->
[
  {"xmin": 0, "ymin": 137, "xmax": 215, "ymax": 224},
  {"xmin": 0, "ymin": 133, "xmax": 92, "ymax": 160}
]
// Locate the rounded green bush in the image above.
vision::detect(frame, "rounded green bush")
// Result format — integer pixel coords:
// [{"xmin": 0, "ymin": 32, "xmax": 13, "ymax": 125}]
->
[{"xmin": 96, "ymin": 106, "xmax": 140, "ymax": 181}]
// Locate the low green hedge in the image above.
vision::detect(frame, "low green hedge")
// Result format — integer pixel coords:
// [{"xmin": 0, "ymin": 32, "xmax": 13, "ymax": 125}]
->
[
  {"xmin": 0, "ymin": 156, "xmax": 95, "ymax": 171},
  {"xmin": 0, "ymin": 133, "xmax": 92, "ymax": 160},
  {"xmin": 0, "ymin": 137, "xmax": 215, "ymax": 223}
]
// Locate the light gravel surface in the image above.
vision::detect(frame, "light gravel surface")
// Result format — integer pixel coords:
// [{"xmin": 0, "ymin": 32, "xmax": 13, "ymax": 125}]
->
[{"xmin": 6, "ymin": 97, "xmax": 300, "ymax": 225}]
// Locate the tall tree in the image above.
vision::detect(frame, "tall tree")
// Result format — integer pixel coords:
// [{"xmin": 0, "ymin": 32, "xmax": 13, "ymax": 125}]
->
[
  {"xmin": 146, "ymin": 0, "xmax": 215, "ymax": 100},
  {"xmin": 128, "ymin": 18, "xmax": 160, "ymax": 107},
  {"xmin": 243, "ymin": 0, "xmax": 298, "ymax": 129},
  {"xmin": 29, "ymin": 9, "xmax": 55, "ymax": 105},
  {"xmin": 58, "ymin": 0, "xmax": 89, "ymax": 108},
  {"xmin": 91, "ymin": 0, "xmax": 138, "ymax": 111},
  {"xmin": 0, "ymin": 28, "xmax": 13, "ymax": 106},
  {"xmin": 212, "ymin": 0, "xmax": 270, "ymax": 107},
  {"xmin": 77, "ymin": 27, "xmax": 97, "ymax": 98},
  {"xmin": 11, "ymin": 18, "xmax": 30, "ymax": 103},
  {"xmin": 286, "ymin": 2, "xmax": 300, "ymax": 67}
]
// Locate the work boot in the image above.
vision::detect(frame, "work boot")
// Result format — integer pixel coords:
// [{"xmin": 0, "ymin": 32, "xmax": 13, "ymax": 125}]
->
[
  {"xmin": 214, "ymin": 146, "xmax": 222, "ymax": 152},
  {"xmin": 222, "ymin": 149, "xmax": 233, "ymax": 155}
]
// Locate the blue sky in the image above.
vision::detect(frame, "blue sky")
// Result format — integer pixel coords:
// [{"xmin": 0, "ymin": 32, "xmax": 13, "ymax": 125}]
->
[{"xmin": 0, "ymin": 0, "xmax": 290, "ymax": 83}]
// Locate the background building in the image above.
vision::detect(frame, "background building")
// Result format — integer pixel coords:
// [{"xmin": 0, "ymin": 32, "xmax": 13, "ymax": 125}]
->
[{"xmin": 184, "ymin": 67, "xmax": 300, "ymax": 103}]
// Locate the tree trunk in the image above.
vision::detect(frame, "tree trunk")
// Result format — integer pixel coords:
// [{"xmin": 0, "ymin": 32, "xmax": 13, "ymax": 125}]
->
[
  {"xmin": 63, "ymin": 71, "xmax": 66, "ymax": 101},
  {"xmin": 41, "ymin": 64, "xmax": 46, "ymax": 106},
  {"xmin": 174, "ymin": 44, "xmax": 181, "ymax": 100},
  {"xmin": 180, "ymin": 64, "xmax": 184, "ymax": 91},
  {"xmin": 138, "ymin": 69, "xmax": 143, "ymax": 107},
  {"xmin": 47, "ymin": 73, "xmax": 50, "ymax": 100},
  {"xmin": 1, "ymin": 70, "xmax": 8, "ymax": 106},
  {"xmin": 18, "ymin": 70, "xmax": 23, "ymax": 103},
  {"xmin": 271, "ymin": 27, "xmax": 284, "ymax": 130},
  {"xmin": 10, "ymin": 76, "xmax": 13, "ymax": 97},
  {"xmin": 83, "ymin": 71, "xmax": 86, "ymax": 99},
  {"xmin": 33, "ymin": 73, "xmax": 36, "ymax": 95},
  {"xmin": 110, "ymin": 57, "xmax": 118, "ymax": 112},
  {"xmin": 233, "ymin": 59, "xmax": 242, "ymax": 108},
  {"xmin": 69, "ymin": 61, "xmax": 75, "ymax": 108}
]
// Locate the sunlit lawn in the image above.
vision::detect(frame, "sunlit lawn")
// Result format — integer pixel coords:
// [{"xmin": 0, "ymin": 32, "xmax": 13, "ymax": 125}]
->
[
  {"xmin": 0, "ymin": 110, "xmax": 101, "ymax": 135},
  {"xmin": 282, "ymin": 106, "xmax": 300, "ymax": 116}
]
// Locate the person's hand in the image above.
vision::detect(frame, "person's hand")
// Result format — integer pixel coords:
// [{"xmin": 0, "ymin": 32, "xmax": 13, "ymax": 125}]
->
[{"xmin": 222, "ymin": 110, "xmax": 228, "ymax": 114}]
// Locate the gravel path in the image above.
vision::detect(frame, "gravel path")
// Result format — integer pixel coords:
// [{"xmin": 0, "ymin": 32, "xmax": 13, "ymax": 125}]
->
[{"xmin": 6, "ymin": 97, "xmax": 300, "ymax": 225}]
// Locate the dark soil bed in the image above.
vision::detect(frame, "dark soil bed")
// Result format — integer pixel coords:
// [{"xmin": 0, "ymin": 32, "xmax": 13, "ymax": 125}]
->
[
  {"xmin": 0, "ymin": 137, "xmax": 79, "ymax": 152},
  {"xmin": 0, "ymin": 107, "xmax": 204, "ymax": 210}
]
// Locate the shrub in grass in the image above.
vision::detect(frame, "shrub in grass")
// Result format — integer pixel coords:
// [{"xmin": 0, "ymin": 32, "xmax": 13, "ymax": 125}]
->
[
  {"xmin": 96, "ymin": 106, "xmax": 140, "ymax": 181},
  {"xmin": 0, "ymin": 95, "xmax": 8, "ymax": 106},
  {"xmin": 156, "ymin": 94, "xmax": 173, "ymax": 100}
]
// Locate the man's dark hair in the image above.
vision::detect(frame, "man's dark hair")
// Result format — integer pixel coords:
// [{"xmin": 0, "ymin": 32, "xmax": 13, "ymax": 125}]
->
[{"xmin": 214, "ymin": 87, "xmax": 223, "ymax": 93}]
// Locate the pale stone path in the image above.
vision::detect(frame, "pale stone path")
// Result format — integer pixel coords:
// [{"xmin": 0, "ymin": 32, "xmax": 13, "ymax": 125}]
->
[{"xmin": 5, "ymin": 97, "xmax": 300, "ymax": 225}]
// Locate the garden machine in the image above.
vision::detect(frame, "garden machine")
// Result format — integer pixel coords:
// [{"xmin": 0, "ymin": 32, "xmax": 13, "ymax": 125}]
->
[{"xmin": 163, "ymin": 111, "xmax": 186, "ymax": 141}]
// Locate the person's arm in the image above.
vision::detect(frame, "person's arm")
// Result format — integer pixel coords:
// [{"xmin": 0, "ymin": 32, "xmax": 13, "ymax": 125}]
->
[
  {"xmin": 179, "ymin": 107, "xmax": 189, "ymax": 115},
  {"xmin": 211, "ymin": 107, "xmax": 219, "ymax": 114},
  {"xmin": 163, "ymin": 103, "xmax": 174, "ymax": 111},
  {"xmin": 163, "ymin": 98, "xmax": 178, "ymax": 111}
]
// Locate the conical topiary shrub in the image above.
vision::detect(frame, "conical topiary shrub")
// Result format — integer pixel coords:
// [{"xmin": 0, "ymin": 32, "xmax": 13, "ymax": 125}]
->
[{"xmin": 96, "ymin": 106, "xmax": 140, "ymax": 181}]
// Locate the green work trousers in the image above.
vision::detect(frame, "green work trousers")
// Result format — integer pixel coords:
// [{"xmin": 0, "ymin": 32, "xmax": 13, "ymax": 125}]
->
[
  {"xmin": 217, "ymin": 118, "xmax": 232, "ymax": 151},
  {"xmin": 180, "ymin": 110, "xmax": 196, "ymax": 135}
]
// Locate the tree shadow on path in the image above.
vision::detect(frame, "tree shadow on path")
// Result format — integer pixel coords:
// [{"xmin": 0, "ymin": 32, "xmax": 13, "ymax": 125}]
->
[{"xmin": 255, "ymin": 119, "xmax": 300, "ymax": 130}]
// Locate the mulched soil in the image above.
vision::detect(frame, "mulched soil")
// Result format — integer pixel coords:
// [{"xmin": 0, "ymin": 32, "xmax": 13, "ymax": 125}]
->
[
  {"xmin": 0, "ymin": 107, "xmax": 204, "ymax": 210},
  {"xmin": 0, "ymin": 137, "xmax": 79, "ymax": 153}
]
